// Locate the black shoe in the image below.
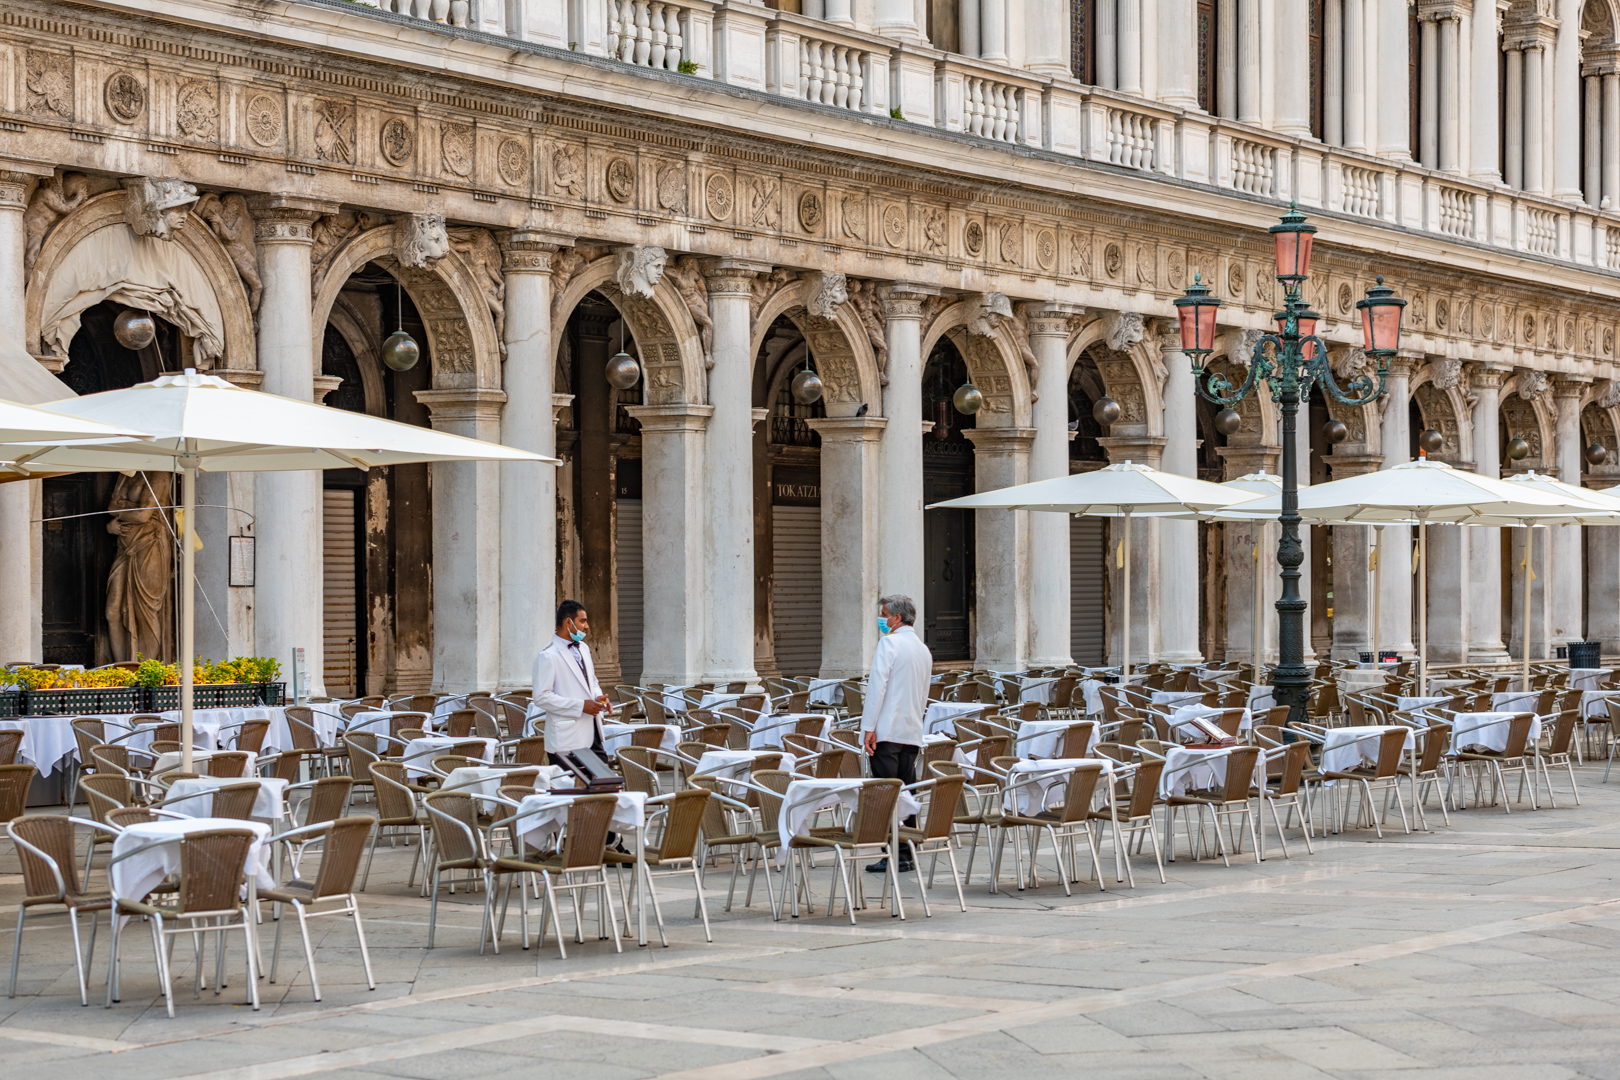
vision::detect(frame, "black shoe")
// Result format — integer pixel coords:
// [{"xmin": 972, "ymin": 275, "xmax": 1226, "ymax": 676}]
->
[
  {"xmin": 896, "ymin": 860, "xmax": 915, "ymax": 873},
  {"xmin": 864, "ymin": 858, "xmax": 889, "ymax": 873}
]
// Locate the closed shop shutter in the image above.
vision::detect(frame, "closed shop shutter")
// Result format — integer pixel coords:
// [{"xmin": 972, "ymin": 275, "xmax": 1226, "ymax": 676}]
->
[
  {"xmin": 616, "ymin": 499, "xmax": 644, "ymax": 686},
  {"xmin": 772, "ymin": 504, "xmax": 822, "ymax": 677},
  {"xmin": 1071, "ymin": 515, "xmax": 1106, "ymax": 666},
  {"xmin": 323, "ymin": 488, "xmax": 358, "ymax": 697}
]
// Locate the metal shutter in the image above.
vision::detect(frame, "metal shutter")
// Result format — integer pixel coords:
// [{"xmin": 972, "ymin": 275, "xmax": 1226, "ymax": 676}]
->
[
  {"xmin": 772, "ymin": 504, "xmax": 822, "ymax": 677},
  {"xmin": 616, "ymin": 499, "xmax": 644, "ymax": 686},
  {"xmin": 322, "ymin": 489, "xmax": 358, "ymax": 697},
  {"xmin": 1071, "ymin": 515, "xmax": 1106, "ymax": 666}
]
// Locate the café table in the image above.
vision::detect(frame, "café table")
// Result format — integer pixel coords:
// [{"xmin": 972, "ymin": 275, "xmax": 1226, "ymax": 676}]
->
[
  {"xmin": 692, "ymin": 748, "xmax": 798, "ymax": 791},
  {"xmin": 1002, "ymin": 757, "xmax": 1115, "ymax": 815},
  {"xmin": 807, "ymin": 679, "xmax": 844, "ymax": 706},
  {"xmin": 924, "ymin": 701, "xmax": 987, "ymax": 736},
  {"xmin": 401, "ymin": 736, "xmax": 496, "ymax": 779},
  {"xmin": 1013, "ymin": 719, "xmax": 1091, "ymax": 759},
  {"xmin": 601, "ymin": 723, "xmax": 682, "ymax": 755},
  {"xmin": 0, "ymin": 715, "xmax": 78, "ymax": 774},
  {"xmin": 775, "ymin": 777, "xmax": 922, "ymax": 919},
  {"xmin": 162, "ymin": 775, "xmax": 290, "ymax": 821},
  {"xmin": 1448, "ymin": 711, "xmax": 1541, "ymax": 753},
  {"xmin": 1166, "ymin": 702, "xmax": 1251, "ymax": 738},
  {"xmin": 109, "ymin": 817, "xmax": 274, "ymax": 917},
  {"xmin": 1318, "ymin": 725, "xmax": 1416, "ymax": 776},
  {"xmin": 512, "ymin": 790, "xmax": 650, "ymax": 945},
  {"xmin": 1158, "ymin": 746, "xmax": 1269, "ymax": 861},
  {"xmin": 153, "ymin": 748, "xmax": 227, "ymax": 774},
  {"xmin": 443, "ymin": 764, "xmax": 564, "ymax": 801},
  {"xmin": 747, "ymin": 713, "xmax": 829, "ymax": 749}
]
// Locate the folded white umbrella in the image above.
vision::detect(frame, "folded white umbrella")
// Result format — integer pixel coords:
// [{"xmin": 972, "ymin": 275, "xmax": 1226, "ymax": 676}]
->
[
  {"xmin": 929, "ymin": 461, "xmax": 1257, "ymax": 686},
  {"xmin": 3, "ymin": 370, "xmax": 558, "ymax": 770}
]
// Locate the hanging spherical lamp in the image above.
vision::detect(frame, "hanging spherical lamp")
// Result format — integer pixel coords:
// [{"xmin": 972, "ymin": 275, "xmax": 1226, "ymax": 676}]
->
[
  {"xmin": 953, "ymin": 382, "xmax": 983, "ymax": 415},
  {"xmin": 1418, "ymin": 427, "xmax": 1443, "ymax": 455},
  {"xmin": 1322, "ymin": 418, "xmax": 1349, "ymax": 444},
  {"xmin": 112, "ymin": 309, "xmax": 157, "ymax": 351},
  {"xmin": 1505, "ymin": 435, "xmax": 1531, "ymax": 461},
  {"xmin": 1587, "ymin": 441, "xmax": 1609, "ymax": 466},
  {"xmin": 790, "ymin": 367, "xmax": 824, "ymax": 405},
  {"xmin": 1092, "ymin": 396, "xmax": 1121, "ymax": 425},
  {"xmin": 1213, "ymin": 408, "xmax": 1242, "ymax": 436},
  {"xmin": 380, "ymin": 329, "xmax": 421, "ymax": 372},
  {"xmin": 605, "ymin": 349, "xmax": 641, "ymax": 390}
]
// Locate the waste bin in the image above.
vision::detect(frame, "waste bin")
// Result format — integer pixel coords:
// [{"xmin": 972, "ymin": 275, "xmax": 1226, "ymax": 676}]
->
[{"xmin": 1567, "ymin": 640, "xmax": 1602, "ymax": 669}]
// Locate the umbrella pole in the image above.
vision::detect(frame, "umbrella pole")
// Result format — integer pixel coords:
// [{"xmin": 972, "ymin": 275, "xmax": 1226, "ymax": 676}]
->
[
  {"xmin": 180, "ymin": 448, "xmax": 196, "ymax": 775},
  {"xmin": 1121, "ymin": 512, "xmax": 1132, "ymax": 687},
  {"xmin": 1252, "ymin": 538, "xmax": 1263, "ymax": 682},
  {"xmin": 1418, "ymin": 519, "xmax": 1427, "ymax": 698},
  {"xmin": 1372, "ymin": 526, "xmax": 1383, "ymax": 669},
  {"xmin": 1523, "ymin": 523, "xmax": 1533, "ymax": 694}
]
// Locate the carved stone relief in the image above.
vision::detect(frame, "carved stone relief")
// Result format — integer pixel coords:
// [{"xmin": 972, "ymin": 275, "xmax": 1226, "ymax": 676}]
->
[
  {"xmin": 805, "ymin": 270, "xmax": 847, "ymax": 319},
  {"xmin": 605, "ymin": 156, "xmax": 635, "ymax": 202},
  {"xmin": 175, "ymin": 82, "xmax": 218, "ymax": 139},
  {"xmin": 245, "ymin": 94, "xmax": 283, "ymax": 147},
  {"xmin": 396, "ymin": 213, "xmax": 450, "ymax": 269},
  {"xmin": 963, "ymin": 219, "xmax": 984, "ymax": 257},
  {"xmin": 882, "ymin": 203, "xmax": 907, "ymax": 247},
  {"xmin": 615, "ymin": 245, "xmax": 667, "ymax": 299},
  {"xmin": 923, "ymin": 208, "xmax": 947, "ymax": 252},
  {"xmin": 310, "ymin": 210, "xmax": 385, "ymax": 293},
  {"xmin": 845, "ymin": 279, "xmax": 887, "ymax": 377},
  {"xmin": 497, "ymin": 139, "xmax": 529, "ymax": 187},
  {"xmin": 705, "ymin": 173, "xmax": 734, "ymax": 220},
  {"xmin": 379, "ymin": 118, "xmax": 415, "ymax": 167},
  {"xmin": 122, "ymin": 177, "xmax": 198, "ymax": 241},
  {"xmin": 448, "ymin": 226, "xmax": 505, "ymax": 353},
  {"xmin": 24, "ymin": 172, "xmax": 114, "ymax": 277},
  {"xmin": 104, "ymin": 72, "xmax": 145, "ymax": 124},
  {"xmin": 997, "ymin": 221, "xmax": 1022, "ymax": 265},
  {"xmin": 25, "ymin": 51, "xmax": 71, "ymax": 118},
  {"xmin": 840, "ymin": 194, "xmax": 867, "ymax": 241},
  {"xmin": 664, "ymin": 254, "xmax": 713, "ymax": 359},
  {"xmin": 552, "ymin": 144, "xmax": 585, "ymax": 198},
  {"xmin": 748, "ymin": 267, "xmax": 795, "ymax": 327},
  {"xmin": 1430, "ymin": 357, "xmax": 1463, "ymax": 390},
  {"xmin": 655, "ymin": 162, "xmax": 687, "ymax": 212},
  {"xmin": 314, "ymin": 101, "xmax": 355, "ymax": 164},
  {"xmin": 1517, "ymin": 368, "xmax": 1550, "ymax": 401},
  {"xmin": 194, "ymin": 193, "xmax": 262, "ymax": 314},
  {"xmin": 441, "ymin": 124, "xmax": 475, "ymax": 177},
  {"xmin": 748, "ymin": 177, "xmax": 780, "ymax": 229}
]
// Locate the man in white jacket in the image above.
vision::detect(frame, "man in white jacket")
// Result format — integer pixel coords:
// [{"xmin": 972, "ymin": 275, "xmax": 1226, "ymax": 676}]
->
[
  {"xmin": 861, "ymin": 594, "xmax": 931, "ymax": 873},
  {"xmin": 532, "ymin": 599, "xmax": 611, "ymax": 766}
]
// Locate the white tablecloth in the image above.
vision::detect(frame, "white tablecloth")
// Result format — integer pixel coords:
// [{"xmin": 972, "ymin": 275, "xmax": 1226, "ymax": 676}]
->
[
  {"xmin": 1167, "ymin": 703, "xmax": 1252, "ymax": 738},
  {"xmin": 109, "ymin": 818, "xmax": 274, "ymax": 905},
  {"xmin": 348, "ymin": 710, "xmax": 413, "ymax": 738},
  {"xmin": 776, "ymin": 778, "xmax": 921, "ymax": 857},
  {"xmin": 1319, "ymin": 725, "xmax": 1416, "ymax": 775},
  {"xmin": 1160, "ymin": 746, "xmax": 1267, "ymax": 798},
  {"xmin": 0, "ymin": 716, "xmax": 77, "ymax": 773},
  {"xmin": 1003, "ymin": 758, "xmax": 1114, "ymax": 815},
  {"xmin": 1013, "ymin": 719, "xmax": 1091, "ymax": 759},
  {"xmin": 1248, "ymin": 685, "xmax": 1276, "ymax": 711},
  {"xmin": 1449, "ymin": 711, "xmax": 1541, "ymax": 753},
  {"xmin": 1338, "ymin": 670, "xmax": 1392, "ymax": 691},
  {"xmin": 126, "ymin": 714, "xmax": 222, "ymax": 754},
  {"xmin": 602, "ymin": 723, "xmax": 681, "ymax": 755},
  {"xmin": 153, "ymin": 748, "xmax": 226, "ymax": 774},
  {"xmin": 747, "ymin": 714, "xmax": 830, "ymax": 749},
  {"xmin": 924, "ymin": 701, "xmax": 986, "ymax": 736},
  {"xmin": 992, "ymin": 674, "xmax": 1057, "ymax": 705},
  {"xmin": 164, "ymin": 776, "xmax": 289, "ymax": 821},
  {"xmin": 1582, "ymin": 689, "xmax": 1620, "ymax": 720},
  {"xmin": 1078, "ymin": 679, "xmax": 1105, "ymax": 715},
  {"xmin": 807, "ymin": 679, "xmax": 844, "ymax": 706},
  {"xmin": 513, "ymin": 791, "xmax": 646, "ymax": 851},
  {"xmin": 693, "ymin": 748, "xmax": 797, "ymax": 786},
  {"xmin": 443, "ymin": 764, "xmax": 562, "ymax": 801},
  {"xmin": 1570, "ymin": 667, "xmax": 1612, "ymax": 691},
  {"xmin": 1150, "ymin": 691, "xmax": 1205, "ymax": 709},
  {"xmin": 401, "ymin": 736, "xmax": 496, "ymax": 779},
  {"xmin": 1396, "ymin": 695, "xmax": 1453, "ymax": 714}
]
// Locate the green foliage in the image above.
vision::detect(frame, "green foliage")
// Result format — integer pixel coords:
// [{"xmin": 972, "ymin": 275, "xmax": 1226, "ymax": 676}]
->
[
  {"xmin": 677, "ymin": 59, "xmax": 698, "ymax": 74},
  {"xmin": 889, "ymin": 107, "xmax": 904, "ymax": 120}
]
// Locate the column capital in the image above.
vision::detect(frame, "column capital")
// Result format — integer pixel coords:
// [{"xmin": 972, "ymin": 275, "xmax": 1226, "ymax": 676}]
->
[
  {"xmin": 625, "ymin": 402, "xmax": 715, "ymax": 432},
  {"xmin": 0, "ymin": 160, "xmax": 49, "ymax": 210},
  {"xmin": 1216, "ymin": 444, "xmax": 1281, "ymax": 479},
  {"xmin": 964, "ymin": 427, "xmax": 1037, "ymax": 454},
  {"xmin": 1386, "ymin": 351, "xmax": 1424, "ymax": 379},
  {"xmin": 1416, "ymin": 0, "xmax": 1468, "ymax": 22},
  {"xmin": 414, "ymin": 387, "xmax": 508, "ymax": 424},
  {"xmin": 216, "ymin": 368, "xmax": 264, "ymax": 390},
  {"xmin": 1552, "ymin": 374, "xmax": 1593, "ymax": 399},
  {"xmin": 805, "ymin": 416, "xmax": 889, "ymax": 442},
  {"xmin": 1024, "ymin": 302, "xmax": 1085, "ymax": 338},
  {"xmin": 1466, "ymin": 361, "xmax": 1512, "ymax": 390},
  {"xmin": 878, "ymin": 282, "xmax": 940, "ymax": 319},
  {"xmin": 500, "ymin": 229, "xmax": 573, "ymax": 273},
  {"xmin": 312, "ymin": 374, "xmax": 344, "ymax": 403},
  {"xmin": 700, "ymin": 258, "xmax": 771, "ymax": 295},
  {"xmin": 247, "ymin": 195, "xmax": 339, "ymax": 244},
  {"xmin": 1323, "ymin": 452, "xmax": 1385, "ymax": 477},
  {"xmin": 1097, "ymin": 435, "xmax": 1168, "ymax": 470}
]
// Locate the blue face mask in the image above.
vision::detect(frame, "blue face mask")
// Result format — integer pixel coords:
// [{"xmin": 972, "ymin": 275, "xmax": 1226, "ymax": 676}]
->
[
  {"xmin": 567, "ymin": 623, "xmax": 586, "ymax": 643},
  {"xmin": 877, "ymin": 616, "xmax": 892, "ymax": 635}
]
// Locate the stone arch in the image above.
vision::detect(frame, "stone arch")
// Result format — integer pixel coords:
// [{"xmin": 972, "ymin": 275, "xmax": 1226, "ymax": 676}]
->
[
  {"xmin": 547, "ymin": 255, "xmax": 706, "ymax": 407},
  {"xmin": 1499, "ymin": 374, "xmax": 1556, "ymax": 471},
  {"xmin": 1580, "ymin": 389, "xmax": 1620, "ymax": 479},
  {"xmin": 311, "ymin": 224, "xmax": 502, "ymax": 391},
  {"xmin": 1410, "ymin": 365, "xmax": 1474, "ymax": 466},
  {"xmin": 26, "ymin": 189, "xmax": 256, "ymax": 365},
  {"xmin": 1062, "ymin": 314, "xmax": 1164, "ymax": 438},
  {"xmin": 921, "ymin": 299, "xmax": 1035, "ymax": 428},
  {"xmin": 751, "ymin": 278, "xmax": 883, "ymax": 417},
  {"xmin": 325, "ymin": 295, "xmax": 389, "ymax": 416}
]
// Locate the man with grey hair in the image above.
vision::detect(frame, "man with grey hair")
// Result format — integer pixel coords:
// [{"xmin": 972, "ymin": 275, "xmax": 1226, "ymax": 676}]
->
[{"xmin": 862, "ymin": 594, "xmax": 932, "ymax": 873}]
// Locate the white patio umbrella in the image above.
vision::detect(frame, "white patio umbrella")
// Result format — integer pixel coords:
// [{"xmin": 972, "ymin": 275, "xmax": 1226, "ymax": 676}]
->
[
  {"xmin": 5, "ymin": 370, "xmax": 557, "ymax": 771},
  {"xmin": 0, "ymin": 397, "xmax": 152, "ymax": 450},
  {"xmin": 1221, "ymin": 458, "xmax": 1606, "ymax": 695},
  {"xmin": 927, "ymin": 461, "xmax": 1259, "ymax": 686}
]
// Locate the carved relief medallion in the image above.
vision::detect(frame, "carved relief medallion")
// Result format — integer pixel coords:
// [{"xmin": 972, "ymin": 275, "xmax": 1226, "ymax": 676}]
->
[
  {"xmin": 1226, "ymin": 262, "xmax": 1243, "ymax": 297},
  {"xmin": 441, "ymin": 124, "xmax": 475, "ymax": 177},
  {"xmin": 104, "ymin": 72, "xmax": 145, "ymax": 124},
  {"xmin": 882, "ymin": 203, "xmax": 907, "ymax": 247},
  {"xmin": 245, "ymin": 94, "xmax": 282, "ymax": 147},
  {"xmin": 1069, "ymin": 234, "xmax": 1090, "ymax": 277},
  {"xmin": 552, "ymin": 144, "xmax": 584, "ymax": 197},
  {"xmin": 314, "ymin": 101, "xmax": 355, "ymax": 164},
  {"xmin": 379, "ymin": 118, "xmax": 415, "ymax": 167},
  {"xmin": 963, "ymin": 220, "xmax": 984, "ymax": 257},
  {"xmin": 497, "ymin": 139, "xmax": 530, "ymax": 187},
  {"xmin": 1523, "ymin": 313, "xmax": 1535, "ymax": 344},
  {"xmin": 655, "ymin": 161, "xmax": 686, "ymax": 211},
  {"xmin": 1606, "ymin": 327, "xmax": 1616, "ymax": 356},
  {"xmin": 1035, "ymin": 228, "xmax": 1056, "ymax": 271},
  {"xmin": 705, "ymin": 173, "xmax": 734, "ymax": 220},
  {"xmin": 798, "ymin": 190, "xmax": 824, "ymax": 233},
  {"xmin": 605, "ymin": 156, "xmax": 636, "ymax": 202},
  {"xmin": 1104, "ymin": 242, "xmax": 1123, "ymax": 278},
  {"xmin": 1434, "ymin": 298, "xmax": 1449, "ymax": 331},
  {"xmin": 922, "ymin": 208, "xmax": 946, "ymax": 251},
  {"xmin": 25, "ymin": 51, "xmax": 71, "ymax": 118},
  {"xmin": 176, "ymin": 82, "xmax": 218, "ymax": 139},
  {"xmin": 1165, "ymin": 247, "xmax": 1184, "ymax": 288},
  {"xmin": 998, "ymin": 221, "xmax": 1022, "ymax": 265},
  {"xmin": 1337, "ymin": 283, "xmax": 1353, "ymax": 315},
  {"xmin": 1480, "ymin": 304, "xmax": 1494, "ymax": 338}
]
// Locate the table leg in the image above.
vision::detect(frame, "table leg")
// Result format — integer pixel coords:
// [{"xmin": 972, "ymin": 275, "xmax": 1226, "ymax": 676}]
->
[{"xmin": 636, "ymin": 828, "xmax": 647, "ymax": 947}]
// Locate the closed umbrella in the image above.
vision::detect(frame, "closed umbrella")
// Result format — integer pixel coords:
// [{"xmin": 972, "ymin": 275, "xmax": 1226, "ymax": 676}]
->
[
  {"xmin": 1223, "ymin": 458, "xmax": 1605, "ymax": 695},
  {"xmin": 928, "ymin": 461, "xmax": 1258, "ymax": 686},
  {"xmin": 6, "ymin": 370, "xmax": 557, "ymax": 771}
]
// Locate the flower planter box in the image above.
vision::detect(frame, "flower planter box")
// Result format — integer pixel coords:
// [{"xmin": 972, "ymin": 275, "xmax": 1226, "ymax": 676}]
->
[
  {"xmin": 143, "ymin": 683, "xmax": 286, "ymax": 711},
  {"xmin": 0, "ymin": 690, "xmax": 20, "ymax": 718},
  {"xmin": 20, "ymin": 686, "xmax": 144, "ymax": 716}
]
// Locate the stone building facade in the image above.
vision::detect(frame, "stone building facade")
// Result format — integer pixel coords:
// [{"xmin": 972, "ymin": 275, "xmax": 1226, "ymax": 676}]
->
[{"xmin": 5, "ymin": 0, "xmax": 1620, "ymax": 693}]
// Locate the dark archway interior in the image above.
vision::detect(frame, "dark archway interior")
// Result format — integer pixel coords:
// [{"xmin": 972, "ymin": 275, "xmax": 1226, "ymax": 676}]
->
[{"xmin": 922, "ymin": 337, "xmax": 976, "ymax": 662}]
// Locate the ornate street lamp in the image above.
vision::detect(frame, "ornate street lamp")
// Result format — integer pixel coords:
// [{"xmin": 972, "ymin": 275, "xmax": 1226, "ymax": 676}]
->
[{"xmin": 1174, "ymin": 205, "xmax": 1405, "ymax": 725}]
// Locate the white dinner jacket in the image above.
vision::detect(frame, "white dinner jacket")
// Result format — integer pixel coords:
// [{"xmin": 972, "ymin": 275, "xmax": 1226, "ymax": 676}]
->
[{"xmin": 532, "ymin": 635, "xmax": 605, "ymax": 754}]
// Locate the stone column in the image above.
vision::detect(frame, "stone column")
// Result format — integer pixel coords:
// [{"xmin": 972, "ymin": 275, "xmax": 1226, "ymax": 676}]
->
[
  {"xmin": 250, "ymin": 196, "xmax": 336, "ymax": 697},
  {"xmin": 627, "ymin": 404, "xmax": 712, "ymax": 685},
  {"xmin": 1550, "ymin": 377, "xmax": 1590, "ymax": 648},
  {"xmin": 1376, "ymin": 0, "xmax": 1412, "ymax": 157},
  {"xmin": 0, "ymin": 165, "xmax": 48, "ymax": 664},
  {"xmin": 1325, "ymin": 0, "xmax": 1344, "ymax": 144},
  {"xmin": 416, "ymin": 389, "xmax": 505, "ymax": 692},
  {"xmin": 1553, "ymin": 0, "xmax": 1582, "ymax": 200},
  {"xmin": 1119, "ymin": 0, "xmax": 1144, "ymax": 95},
  {"xmin": 805, "ymin": 417, "xmax": 886, "ymax": 679},
  {"xmin": 1505, "ymin": 45, "xmax": 1525, "ymax": 190},
  {"xmin": 1237, "ymin": 0, "xmax": 1261, "ymax": 122},
  {"xmin": 1524, "ymin": 43, "xmax": 1546, "ymax": 192},
  {"xmin": 1467, "ymin": 365, "xmax": 1509, "ymax": 660},
  {"xmin": 1098, "ymin": 0, "xmax": 1119, "ymax": 89},
  {"xmin": 964, "ymin": 427, "xmax": 1034, "ymax": 672},
  {"xmin": 1588, "ymin": 455, "xmax": 1620, "ymax": 653},
  {"xmin": 1157, "ymin": 0, "xmax": 1200, "ymax": 107},
  {"xmin": 1586, "ymin": 74, "xmax": 1604, "ymax": 207},
  {"xmin": 980, "ymin": 0, "xmax": 1007, "ymax": 62},
  {"xmin": 1605, "ymin": 71, "xmax": 1620, "ymax": 208},
  {"xmin": 1274, "ymin": 0, "xmax": 1312, "ymax": 134},
  {"xmin": 879, "ymin": 284, "xmax": 934, "ymax": 624},
  {"xmin": 1158, "ymin": 326, "xmax": 1202, "ymax": 663},
  {"xmin": 872, "ymin": 0, "xmax": 925, "ymax": 41},
  {"xmin": 1343, "ymin": 0, "xmax": 1366, "ymax": 148},
  {"xmin": 1419, "ymin": 16, "xmax": 1439, "ymax": 168},
  {"xmin": 1026, "ymin": 306, "xmax": 1078, "ymax": 667},
  {"xmin": 1439, "ymin": 14, "xmax": 1461, "ymax": 171},
  {"xmin": 1470, "ymin": 0, "xmax": 1502, "ymax": 180},
  {"xmin": 701, "ymin": 261, "xmax": 766, "ymax": 687},
  {"xmin": 1218, "ymin": 0, "xmax": 1238, "ymax": 116},
  {"xmin": 498, "ymin": 233, "xmax": 566, "ymax": 690},
  {"xmin": 1377, "ymin": 354, "xmax": 1416, "ymax": 655}
]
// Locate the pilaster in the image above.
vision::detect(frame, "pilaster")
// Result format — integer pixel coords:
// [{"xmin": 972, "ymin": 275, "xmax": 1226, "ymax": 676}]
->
[
  {"xmin": 805, "ymin": 416, "xmax": 888, "ymax": 678},
  {"xmin": 963, "ymin": 427, "xmax": 1035, "ymax": 672}
]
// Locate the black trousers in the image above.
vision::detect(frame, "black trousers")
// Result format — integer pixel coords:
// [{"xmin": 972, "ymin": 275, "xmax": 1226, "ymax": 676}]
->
[{"xmin": 869, "ymin": 740, "xmax": 920, "ymax": 830}]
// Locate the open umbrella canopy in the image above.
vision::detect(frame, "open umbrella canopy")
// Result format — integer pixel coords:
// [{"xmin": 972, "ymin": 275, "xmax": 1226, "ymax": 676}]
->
[
  {"xmin": 926, "ymin": 460, "xmax": 1259, "ymax": 515},
  {"xmin": 1212, "ymin": 458, "xmax": 1585, "ymax": 523},
  {"xmin": 0, "ymin": 397, "xmax": 151, "ymax": 448},
  {"xmin": 1491, "ymin": 471, "xmax": 1620, "ymax": 523},
  {"xmin": 2, "ymin": 370, "xmax": 557, "ymax": 471}
]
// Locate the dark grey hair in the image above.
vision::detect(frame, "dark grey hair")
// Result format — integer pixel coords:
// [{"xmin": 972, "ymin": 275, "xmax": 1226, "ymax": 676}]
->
[{"xmin": 879, "ymin": 594, "xmax": 916, "ymax": 626}]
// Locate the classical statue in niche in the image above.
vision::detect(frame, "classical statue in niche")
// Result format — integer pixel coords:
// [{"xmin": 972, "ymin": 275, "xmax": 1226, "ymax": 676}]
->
[
  {"xmin": 121, "ymin": 176, "xmax": 198, "ymax": 241},
  {"xmin": 105, "ymin": 471, "xmax": 173, "ymax": 663},
  {"xmin": 396, "ymin": 214, "xmax": 450, "ymax": 269}
]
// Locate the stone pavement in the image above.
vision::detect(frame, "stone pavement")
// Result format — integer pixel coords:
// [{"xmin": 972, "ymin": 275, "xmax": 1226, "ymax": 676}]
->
[{"xmin": 4, "ymin": 767, "xmax": 1620, "ymax": 1080}]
